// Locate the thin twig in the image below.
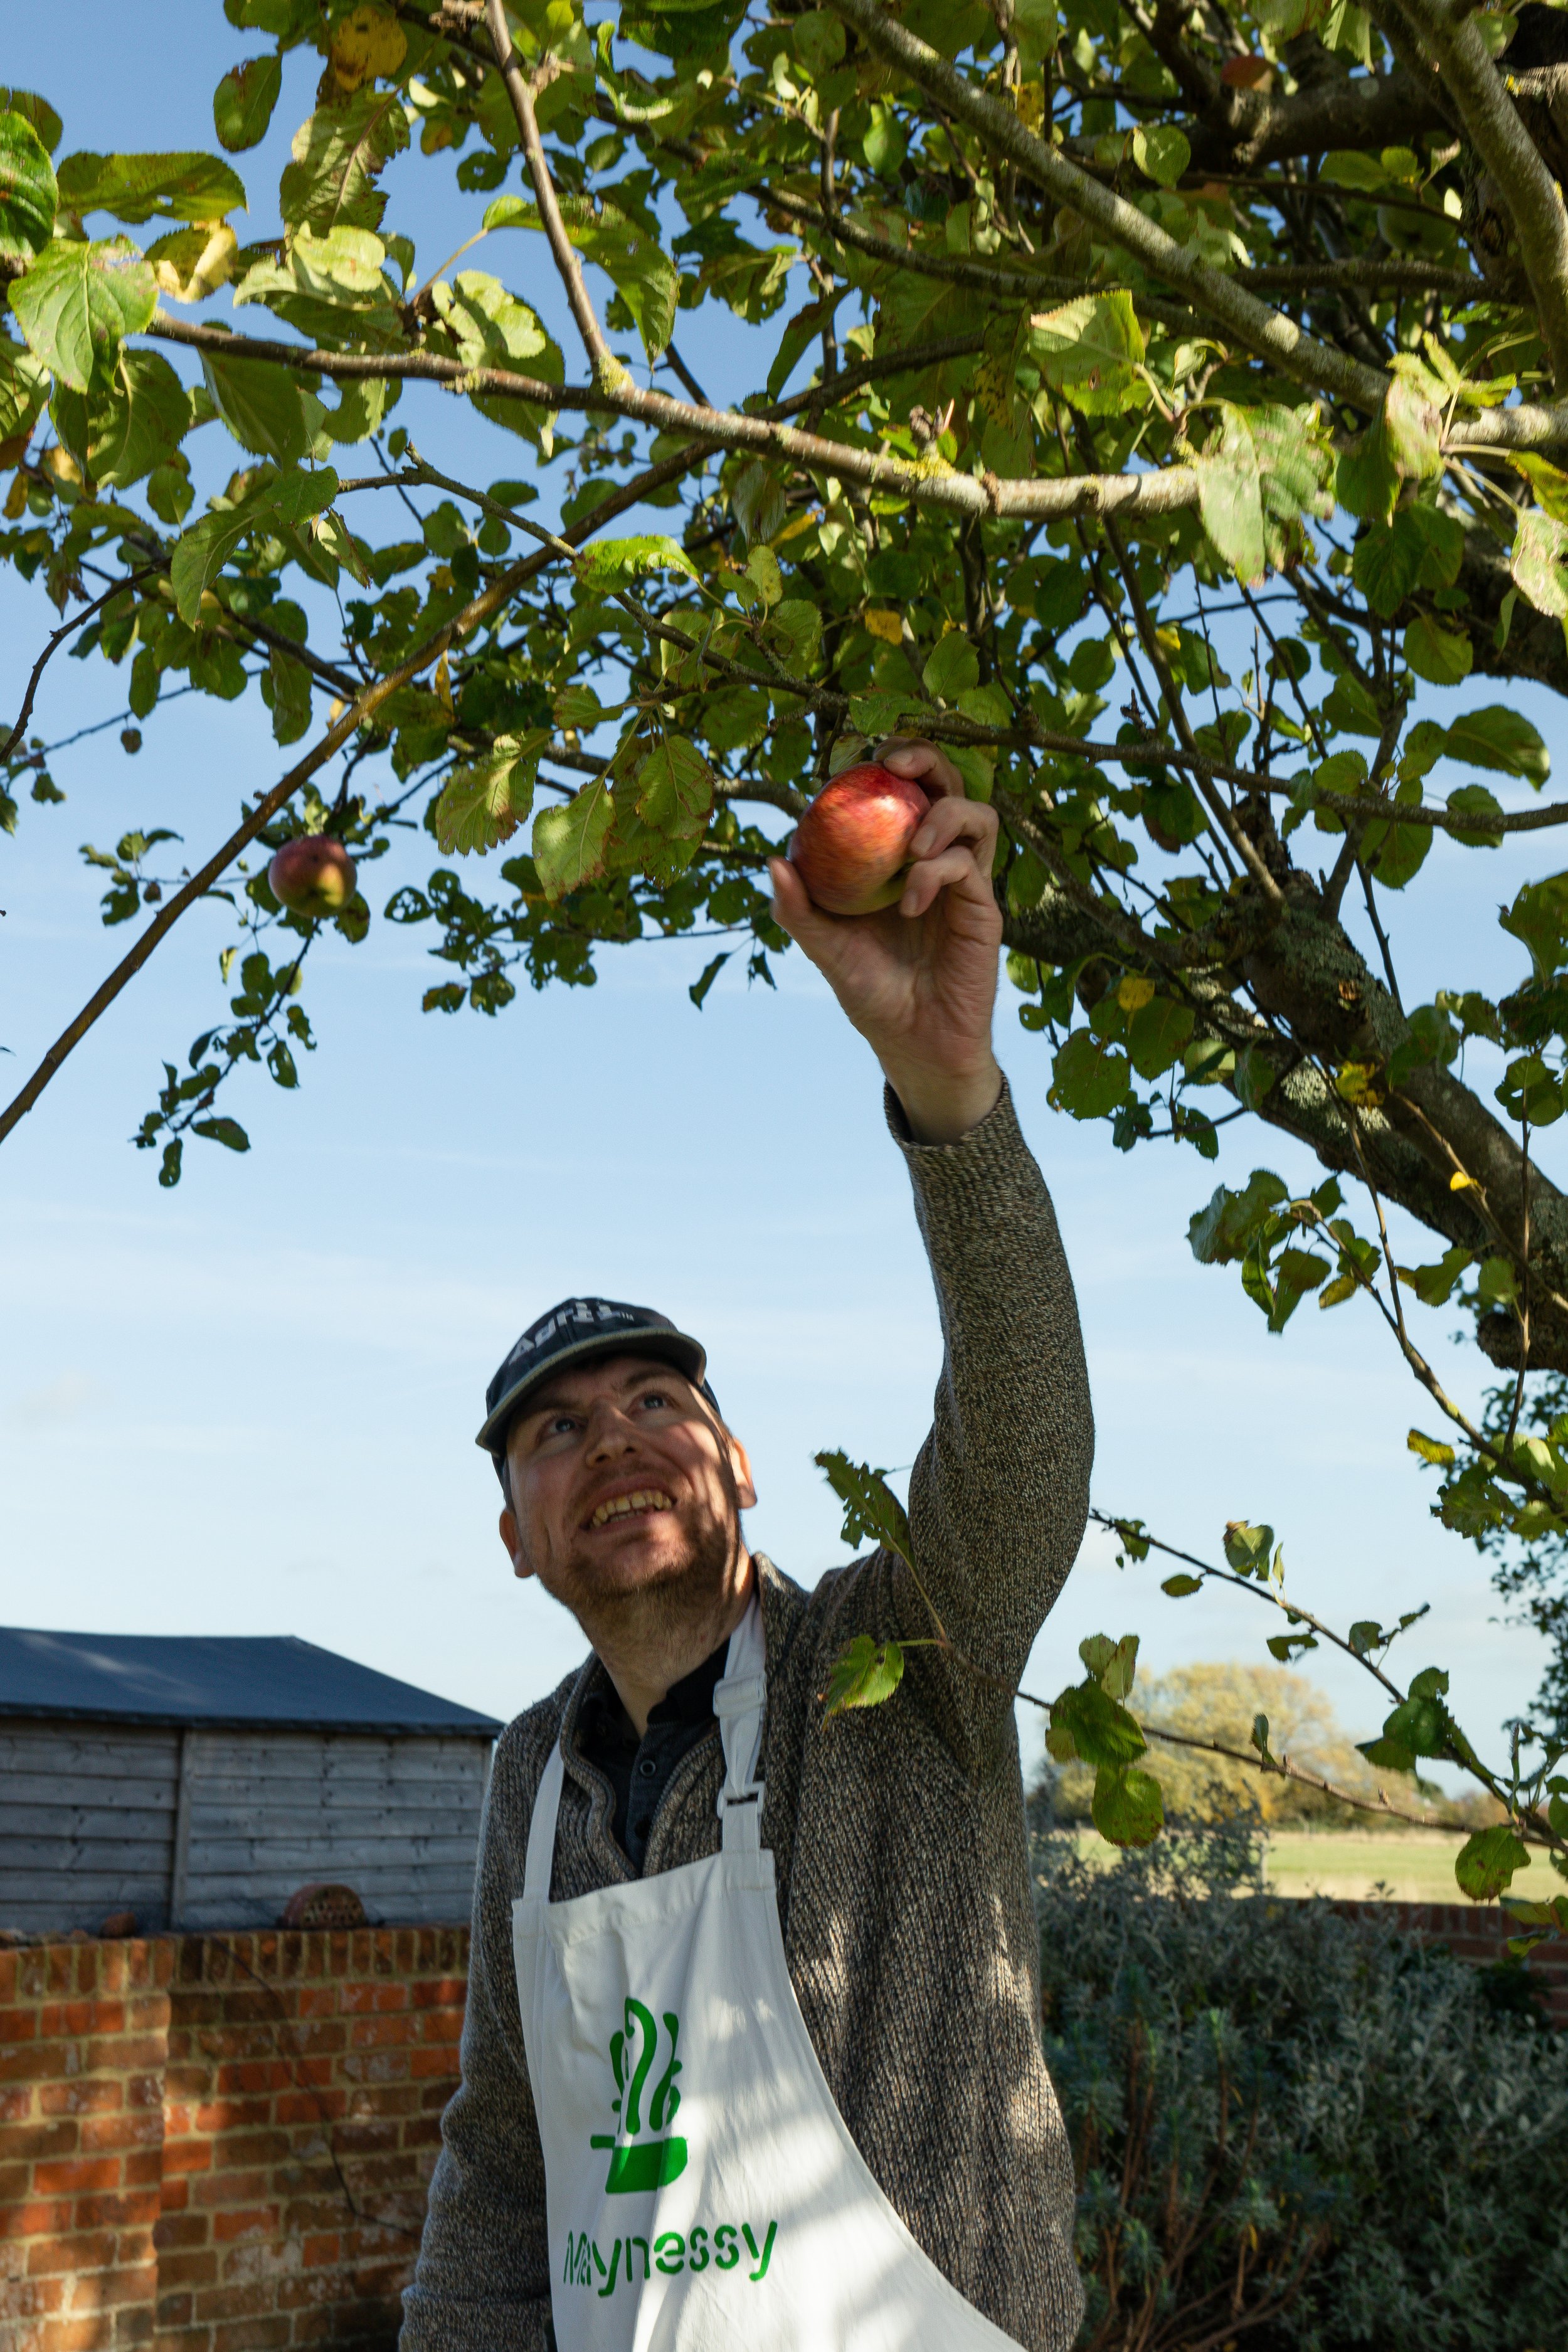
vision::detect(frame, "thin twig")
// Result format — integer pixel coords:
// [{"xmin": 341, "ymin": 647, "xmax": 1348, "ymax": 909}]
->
[{"xmin": 1, "ymin": 569, "xmax": 155, "ymax": 765}]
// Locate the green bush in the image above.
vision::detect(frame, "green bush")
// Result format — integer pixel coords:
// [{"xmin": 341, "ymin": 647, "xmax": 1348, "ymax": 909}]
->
[{"xmin": 1034, "ymin": 1815, "xmax": 1568, "ymax": 2350}]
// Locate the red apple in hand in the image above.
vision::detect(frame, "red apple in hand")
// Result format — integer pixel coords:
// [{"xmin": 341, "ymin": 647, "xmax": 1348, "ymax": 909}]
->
[
  {"xmin": 268, "ymin": 836, "xmax": 357, "ymax": 919},
  {"xmin": 788, "ymin": 763, "xmax": 931, "ymax": 916}
]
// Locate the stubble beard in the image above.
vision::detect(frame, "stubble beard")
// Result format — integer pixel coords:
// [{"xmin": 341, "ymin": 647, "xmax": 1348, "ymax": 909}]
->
[{"xmin": 528, "ymin": 1498, "xmax": 740, "ymax": 1658}]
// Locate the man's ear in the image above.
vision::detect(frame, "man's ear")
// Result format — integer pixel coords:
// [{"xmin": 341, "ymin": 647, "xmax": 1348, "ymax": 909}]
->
[
  {"xmin": 499, "ymin": 1506, "xmax": 533, "ymax": 1581},
  {"xmin": 727, "ymin": 1434, "xmax": 758, "ymax": 1514}
]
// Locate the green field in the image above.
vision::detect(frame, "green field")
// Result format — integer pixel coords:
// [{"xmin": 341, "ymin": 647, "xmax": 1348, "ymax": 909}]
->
[
  {"xmin": 1059, "ymin": 1827, "xmax": 1480, "ymax": 1904},
  {"xmin": 1259, "ymin": 1830, "xmax": 1473, "ymax": 1904}
]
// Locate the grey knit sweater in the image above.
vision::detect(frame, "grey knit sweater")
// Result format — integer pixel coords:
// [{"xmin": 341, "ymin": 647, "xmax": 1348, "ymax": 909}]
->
[{"xmin": 401, "ymin": 1081, "xmax": 1093, "ymax": 2350}]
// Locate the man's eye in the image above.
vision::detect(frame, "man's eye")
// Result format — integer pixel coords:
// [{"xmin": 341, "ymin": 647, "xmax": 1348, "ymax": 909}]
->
[{"xmin": 638, "ymin": 1391, "xmax": 671, "ymax": 1411}]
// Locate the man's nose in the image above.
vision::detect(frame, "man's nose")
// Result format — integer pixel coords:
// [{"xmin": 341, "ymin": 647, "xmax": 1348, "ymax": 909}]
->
[{"xmin": 583, "ymin": 1402, "xmax": 640, "ymax": 1459}]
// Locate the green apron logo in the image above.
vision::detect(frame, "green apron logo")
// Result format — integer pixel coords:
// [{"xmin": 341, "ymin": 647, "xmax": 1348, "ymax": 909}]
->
[{"xmin": 590, "ymin": 1997, "xmax": 686, "ymax": 2193}]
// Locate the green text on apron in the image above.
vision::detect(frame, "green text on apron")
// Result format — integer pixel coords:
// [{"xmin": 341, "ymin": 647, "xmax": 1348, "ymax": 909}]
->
[{"xmin": 512, "ymin": 1598, "xmax": 1023, "ymax": 2349}]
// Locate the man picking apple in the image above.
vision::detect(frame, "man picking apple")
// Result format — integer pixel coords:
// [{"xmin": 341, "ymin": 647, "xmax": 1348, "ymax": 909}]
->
[{"xmin": 403, "ymin": 739, "xmax": 1094, "ymax": 2352}]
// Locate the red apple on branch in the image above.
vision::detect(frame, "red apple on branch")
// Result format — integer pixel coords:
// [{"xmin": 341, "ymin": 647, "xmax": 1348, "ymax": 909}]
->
[
  {"xmin": 788, "ymin": 763, "xmax": 931, "ymax": 916},
  {"xmin": 268, "ymin": 836, "xmax": 357, "ymax": 920}
]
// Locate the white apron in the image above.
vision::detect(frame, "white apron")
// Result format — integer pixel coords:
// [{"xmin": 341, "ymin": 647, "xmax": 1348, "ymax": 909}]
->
[{"xmin": 512, "ymin": 1599, "xmax": 1022, "ymax": 2349}]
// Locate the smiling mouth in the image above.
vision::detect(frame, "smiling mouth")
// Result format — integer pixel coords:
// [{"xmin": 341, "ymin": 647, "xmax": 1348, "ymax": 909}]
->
[{"xmin": 586, "ymin": 1488, "xmax": 674, "ymax": 1530}]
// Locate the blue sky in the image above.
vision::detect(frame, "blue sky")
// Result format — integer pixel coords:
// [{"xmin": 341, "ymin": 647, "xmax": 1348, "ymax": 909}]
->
[{"xmin": 1, "ymin": 4, "xmax": 1560, "ymax": 1795}]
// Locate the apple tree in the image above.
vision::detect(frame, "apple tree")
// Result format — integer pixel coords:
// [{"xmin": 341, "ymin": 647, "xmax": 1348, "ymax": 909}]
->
[{"xmin": 3, "ymin": 0, "xmax": 1568, "ymax": 1920}]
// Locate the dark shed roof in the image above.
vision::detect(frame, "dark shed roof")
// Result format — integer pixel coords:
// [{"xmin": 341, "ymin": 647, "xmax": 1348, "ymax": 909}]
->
[{"xmin": 0, "ymin": 1628, "xmax": 503, "ymax": 1735}]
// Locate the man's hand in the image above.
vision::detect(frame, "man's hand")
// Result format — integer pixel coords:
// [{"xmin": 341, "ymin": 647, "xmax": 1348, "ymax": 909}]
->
[{"xmin": 769, "ymin": 739, "xmax": 1002, "ymax": 1144}]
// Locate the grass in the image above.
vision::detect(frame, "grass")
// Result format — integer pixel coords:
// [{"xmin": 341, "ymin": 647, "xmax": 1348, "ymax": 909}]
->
[
  {"xmin": 1259, "ymin": 1828, "xmax": 1473, "ymax": 1904},
  {"xmin": 1059, "ymin": 1826, "xmax": 1478, "ymax": 1904}
]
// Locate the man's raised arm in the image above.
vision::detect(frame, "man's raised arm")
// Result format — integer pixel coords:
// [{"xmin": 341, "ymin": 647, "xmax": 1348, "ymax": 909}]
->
[{"xmin": 771, "ymin": 741, "xmax": 1093, "ymax": 1722}]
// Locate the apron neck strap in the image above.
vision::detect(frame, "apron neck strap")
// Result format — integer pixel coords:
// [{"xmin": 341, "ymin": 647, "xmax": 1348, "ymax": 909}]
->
[
  {"xmin": 714, "ymin": 1591, "xmax": 766, "ymax": 1853},
  {"xmin": 522, "ymin": 1739, "xmax": 566, "ymax": 1900}
]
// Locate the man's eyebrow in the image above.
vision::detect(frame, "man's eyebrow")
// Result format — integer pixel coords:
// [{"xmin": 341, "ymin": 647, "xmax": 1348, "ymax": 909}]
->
[{"xmin": 517, "ymin": 1363, "xmax": 684, "ymax": 1428}]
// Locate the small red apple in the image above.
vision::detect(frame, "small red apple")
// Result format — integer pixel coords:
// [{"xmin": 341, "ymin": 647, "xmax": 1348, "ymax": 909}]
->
[
  {"xmin": 268, "ymin": 835, "xmax": 357, "ymax": 919},
  {"xmin": 788, "ymin": 763, "xmax": 931, "ymax": 916}
]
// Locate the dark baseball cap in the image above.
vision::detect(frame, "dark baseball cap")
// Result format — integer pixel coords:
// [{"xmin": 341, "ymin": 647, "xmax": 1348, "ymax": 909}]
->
[{"xmin": 476, "ymin": 1296, "xmax": 717, "ymax": 1461}]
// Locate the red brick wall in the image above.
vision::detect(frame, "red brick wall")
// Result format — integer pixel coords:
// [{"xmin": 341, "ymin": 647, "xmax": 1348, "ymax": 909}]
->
[
  {"xmin": 3, "ymin": 1904, "xmax": 1560, "ymax": 2352},
  {"xmin": 1, "ymin": 1930, "xmax": 468, "ymax": 2352}
]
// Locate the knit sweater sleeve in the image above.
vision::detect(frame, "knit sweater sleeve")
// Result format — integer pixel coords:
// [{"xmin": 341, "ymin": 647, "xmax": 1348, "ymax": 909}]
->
[
  {"xmin": 400, "ymin": 1722, "xmax": 552, "ymax": 2352},
  {"xmin": 889, "ymin": 1074, "xmax": 1093, "ymax": 1725}
]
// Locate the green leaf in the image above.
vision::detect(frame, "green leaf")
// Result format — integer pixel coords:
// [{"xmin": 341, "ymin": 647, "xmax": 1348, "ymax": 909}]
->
[
  {"xmin": 1441, "ymin": 706, "xmax": 1549, "ymax": 787},
  {"xmin": 485, "ymin": 191, "xmax": 678, "ymax": 360},
  {"xmin": 1050, "ymin": 1676, "xmax": 1146, "ymax": 1769},
  {"xmin": 1501, "ymin": 871, "xmax": 1568, "ymax": 979},
  {"xmin": 55, "ymin": 149, "xmax": 246, "ymax": 225},
  {"xmin": 1403, "ymin": 610, "xmax": 1473, "ymax": 686},
  {"xmin": 1161, "ymin": 1572, "xmax": 1203, "ymax": 1596},
  {"xmin": 430, "ymin": 270, "xmax": 563, "ymax": 445},
  {"xmin": 170, "ymin": 465, "xmax": 337, "ymax": 625},
  {"xmin": 0, "ymin": 334, "xmax": 50, "ymax": 443},
  {"xmin": 1401, "ymin": 1249, "xmax": 1471, "ymax": 1311},
  {"xmin": 689, "ymin": 950, "xmax": 730, "ymax": 1009},
  {"xmin": 191, "ymin": 1115, "xmax": 250, "ymax": 1152},
  {"xmin": 576, "ymin": 534, "xmax": 701, "ymax": 590},
  {"xmin": 213, "ymin": 55, "xmax": 282, "ymax": 154},
  {"xmin": 634, "ymin": 736, "xmax": 714, "ymax": 839},
  {"xmin": 922, "ymin": 632, "xmax": 980, "ymax": 699},
  {"xmin": 862, "ymin": 101, "xmax": 906, "ymax": 177},
  {"xmin": 822, "ymin": 1633, "xmax": 905, "ymax": 1716},
  {"xmin": 1194, "ymin": 402, "xmax": 1265, "ymax": 585},
  {"xmin": 1128, "ymin": 996, "xmax": 1194, "ymax": 1080},
  {"xmin": 1445, "ymin": 783, "xmax": 1503, "ymax": 847},
  {"xmin": 0, "ymin": 110, "xmax": 58, "ymax": 263},
  {"xmin": 1512, "ymin": 509, "xmax": 1568, "ymax": 620},
  {"xmin": 201, "ymin": 344, "xmax": 312, "ymax": 462},
  {"xmin": 54, "ymin": 346, "xmax": 190, "ymax": 487},
  {"xmin": 1188, "ymin": 1170, "xmax": 1288, "ymax": 1263},
  {"xmin": 433, "ymin": 732, "xmax": 548, "ymax": 855},
  {"xmin": 1224, "ymin": 1520, "xmax": 1278, "ymax": 1577},
  {"xmin": 279, "ymin": 90, "xmax": 409, "ymax": 237},
  {"xmin": 1455, "ymin": 1823, "xmax": 1530, "ymax": 1901},
  {"xmin": 1091, "ymin": 1762, "xmax": 1163, "ymax": 1846},
  {"xmin": 768, "ymin": 599, "xmax": 822, "ymax": 674},
  {"xmin": 532, "ymin": 775, "xmax": 617, "ymax": 901},
  {"xmin": 1079, "ymin": 1631, "xmax": 1139, "ymax": 1700},
  {"xmin": 1132, "ymin": 124, "xmax": 1189, "ymax": 188},
  {"xmin": 1052, "ymin": 1027, "xmax": 1131, "ymax": 1119},
  {"xmin": 813, "ymin": 1449, "xmax": 914, "ymax": 1565},
  {"xmin": 1027, "ymin": 290, "xmax": 1146, "ymax": 417},
  {"xmin": 9, "ymin": 236, "xmax": 156, "ymax": 391}
]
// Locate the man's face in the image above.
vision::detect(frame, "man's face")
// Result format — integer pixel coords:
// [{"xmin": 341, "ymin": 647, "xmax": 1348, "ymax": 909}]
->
[{"xmin": 498, "ymin": 1353, "xmax": 756, "ymax": 1639}]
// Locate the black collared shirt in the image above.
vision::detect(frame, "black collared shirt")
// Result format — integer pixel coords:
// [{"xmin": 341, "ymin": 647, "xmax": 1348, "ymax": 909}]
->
[{"xmin": 575, "ymin": 1641, "xmax": 728, "ymax": 1872}]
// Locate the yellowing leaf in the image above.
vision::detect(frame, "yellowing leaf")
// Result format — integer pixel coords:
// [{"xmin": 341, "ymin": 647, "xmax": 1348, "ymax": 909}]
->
[
  {"xmin": 532, "ymin": 774, "xmax": 615, "ymax": 900},
  {"xmin": 147, "ymin": 221, "xmax": 237, "ymax": 303},
  {"xmin": 1455, "ymin": 1823, "xmax": 1529, "ymax": 1901},
  {"xmin": 433, "ymin": 733, "xmax": 547, "ymax": 856},
  {"xmin": 864, "ymin": 608, "xmax": 903, "ymax": 644},
  {"xmin": 822, "ymin": 1633, "xmax": 905, "ymax": 1717},
  {"xmin": 331, "ymin": 3, "xmax": 408, "ymax": 93},
  {"xmin": 1028, "ymin": 290, "xmax": 1147, "ymax": 416}
]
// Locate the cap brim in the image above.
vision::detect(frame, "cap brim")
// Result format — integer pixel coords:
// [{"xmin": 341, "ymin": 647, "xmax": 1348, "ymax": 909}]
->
[{"xmin": 475, "ymin": 1328, "xmax": 708, "ymax": 1456}]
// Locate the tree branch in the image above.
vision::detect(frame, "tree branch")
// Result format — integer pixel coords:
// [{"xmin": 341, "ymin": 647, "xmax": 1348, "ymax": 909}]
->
[
  {"xmin": 0, "ymin": 434, "xmax": 719, "ymax": 1148},
  {"xmin": 146, "ymin": 314, "xmax": 1205, "ymax": 524},
  {"xmin": 1396, "ymin": 0, "xmax": 1568, "ymax": 385},
  {"xmin": 827, "ymin": 0, "xmax": 1392, "ymax": 415},
  {"xmin": 484, "ymin": 0, "xmax": 620, "ymax": 389},
  {"xmin": 1, "ymin": 570, "xmax": 155, "ymax": 765}
]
